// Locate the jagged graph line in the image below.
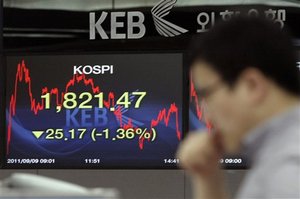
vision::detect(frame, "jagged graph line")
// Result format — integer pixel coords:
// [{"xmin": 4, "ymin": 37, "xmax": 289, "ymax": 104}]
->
[{"xmin": 6, "ymin": 60, "xmax": 182, "ymax": 154}]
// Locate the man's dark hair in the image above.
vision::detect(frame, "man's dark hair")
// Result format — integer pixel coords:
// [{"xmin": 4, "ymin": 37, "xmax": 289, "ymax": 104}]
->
[{"xmin": 189, "ymin": 16, "xmax": 300, "ymax": 96}]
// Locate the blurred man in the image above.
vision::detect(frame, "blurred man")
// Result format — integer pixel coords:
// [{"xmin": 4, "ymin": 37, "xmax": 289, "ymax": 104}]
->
[{"xmin": 177, "ymin": 16, "xmax": 300, "ymax": 199}]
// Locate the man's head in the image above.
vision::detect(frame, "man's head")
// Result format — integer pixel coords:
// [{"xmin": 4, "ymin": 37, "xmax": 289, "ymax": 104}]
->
[{"xmin": 190, "ymin": 16, "xmax": 300, "ymax": 153}]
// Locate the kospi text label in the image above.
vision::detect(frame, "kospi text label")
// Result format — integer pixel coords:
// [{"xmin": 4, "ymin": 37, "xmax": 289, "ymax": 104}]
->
[{"xmin": 73, "ymin": 65, "xmax": 114, "ymax": 75}]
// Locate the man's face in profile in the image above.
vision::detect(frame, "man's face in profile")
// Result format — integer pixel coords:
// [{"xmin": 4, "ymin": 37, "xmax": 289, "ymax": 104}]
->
[{"xmin": 191, "ymin": 60, "xmax": 256, "ymax": 153}]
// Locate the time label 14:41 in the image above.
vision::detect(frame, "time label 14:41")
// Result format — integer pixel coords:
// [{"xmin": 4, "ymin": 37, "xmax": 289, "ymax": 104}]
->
[{"xmin": 41, "ymin": 91, "xmax": 146, "ymax": 112}]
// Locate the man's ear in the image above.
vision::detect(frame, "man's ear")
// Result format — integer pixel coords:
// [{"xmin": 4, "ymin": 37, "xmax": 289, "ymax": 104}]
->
[{"xmin": 238, "ymin": 67, "xmax": 269, "ymax": 104}]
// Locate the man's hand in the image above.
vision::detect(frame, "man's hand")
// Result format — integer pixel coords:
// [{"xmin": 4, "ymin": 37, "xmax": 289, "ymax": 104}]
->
[
  {"xmin": 177, "ymin": 131, "xmax": 223, "ymax": 176},
  {"xmin": 177, "ymin": 131, "xmax": 229, "ymax": 199}
]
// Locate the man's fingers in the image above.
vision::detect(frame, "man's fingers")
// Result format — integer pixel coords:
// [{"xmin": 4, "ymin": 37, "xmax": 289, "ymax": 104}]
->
[
  {"xmin": 212, "ymin": 129, "xmax": 225, "ymax": 155},
  {"xmin": 177, "ymin": 131, "xmax": 223, "ymax": 176}
]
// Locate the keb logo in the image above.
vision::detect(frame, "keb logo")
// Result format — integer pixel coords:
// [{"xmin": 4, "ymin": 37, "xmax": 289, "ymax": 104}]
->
[
  {"xmin": 151, "ymin": 0, "xmax": 188, "ymax": 37},
  {"xmin": 89, "ymin": 0, "xmax": 188, "ymax": 40},
  {"xmin": 89, "ymin": 12, "xmax": 146, "ymax": 40}
]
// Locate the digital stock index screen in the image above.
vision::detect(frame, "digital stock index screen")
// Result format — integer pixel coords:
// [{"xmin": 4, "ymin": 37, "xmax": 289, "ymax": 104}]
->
[{"xmin": 3, "ymin": 53, "xmax": 184, "ymax": 169}]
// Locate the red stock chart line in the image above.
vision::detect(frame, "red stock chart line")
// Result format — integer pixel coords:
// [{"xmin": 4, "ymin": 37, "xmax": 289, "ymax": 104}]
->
[
  {"xmin": 189, "ymin": 76, "xmax": 212, "ymax": 131},
  {"xmin": 6, "ymin": 60, "xmax": 182, "ymax": 154}
]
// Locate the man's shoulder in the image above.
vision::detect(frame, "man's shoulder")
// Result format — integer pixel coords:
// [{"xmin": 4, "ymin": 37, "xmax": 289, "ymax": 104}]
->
[
  {"xmin": 253, "ymin": 120, "xmax": 299, "ymax": 172},
  {"xmin": 236, "ymin": 106, "xmax": 300, "ymax": 199}
]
